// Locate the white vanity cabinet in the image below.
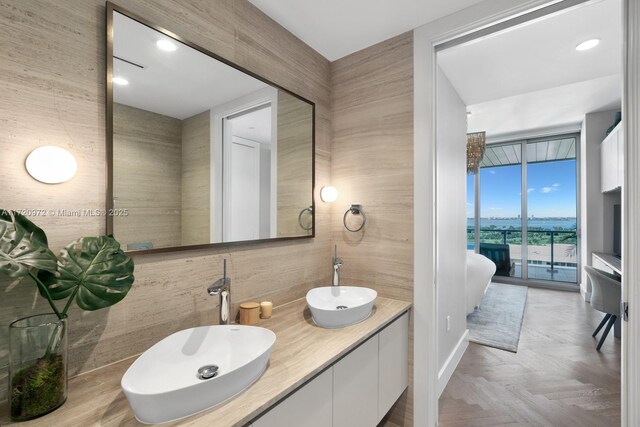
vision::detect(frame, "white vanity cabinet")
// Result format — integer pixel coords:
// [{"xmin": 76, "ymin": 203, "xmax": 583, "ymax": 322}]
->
[
  {"xmin": 251, "ymin": 312, "xmax": 409, "ymax": 427},
  {"xmin": 252, "ymin": 368, "xmax": 333, "ymax": 427},
  {"xmin": 601, "ymin": 123, "xmax": 623, "ymax": 192}
]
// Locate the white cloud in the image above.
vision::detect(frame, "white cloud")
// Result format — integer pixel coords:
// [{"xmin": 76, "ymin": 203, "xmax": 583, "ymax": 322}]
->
[
  {"xmin": 541, "ymin": 184, "xmax": 561, "ymax": 193},
  {"xmin": 527, "ymin": 188, "xmax": 535, "ymax": 193},
  {"xmin": 489, "ymin": 170, "xmax": 496, "ymax": 175},
  {"xmin": 489, "ymin": 207, "xmax": 502, "ymax": 211}
]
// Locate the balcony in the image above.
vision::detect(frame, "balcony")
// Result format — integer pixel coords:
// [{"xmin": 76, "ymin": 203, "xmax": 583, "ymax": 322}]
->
[{"xmin": 468, "ymin": 228, "xmax": 577, "ymax": 283}]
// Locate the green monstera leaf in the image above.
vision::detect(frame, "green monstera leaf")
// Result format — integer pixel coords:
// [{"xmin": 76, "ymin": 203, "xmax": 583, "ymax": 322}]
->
[
  {"xmin": 0, "ymin": 210, "xmax": 58, "ymax": 277},
  {"xmin": 38, "ymin": 236, "xmax": 134, "ymax": 312}
]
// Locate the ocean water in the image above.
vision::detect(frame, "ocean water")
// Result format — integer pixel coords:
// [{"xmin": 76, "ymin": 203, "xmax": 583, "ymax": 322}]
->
[{"xmin": 467, "ymin": 218, "xmax": 576, "ymax": 230}]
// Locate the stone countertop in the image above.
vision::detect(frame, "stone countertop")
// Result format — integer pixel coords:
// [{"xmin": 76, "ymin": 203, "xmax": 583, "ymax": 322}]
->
[{"xmin": 0, "ymin": 297, "xmax": 411, "ymax": 427}]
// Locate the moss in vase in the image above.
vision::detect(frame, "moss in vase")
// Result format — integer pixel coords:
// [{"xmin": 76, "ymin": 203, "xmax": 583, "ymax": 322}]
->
[{"xmin": 10, "ymin": 354, "xmax": 65, "ymax": 421}]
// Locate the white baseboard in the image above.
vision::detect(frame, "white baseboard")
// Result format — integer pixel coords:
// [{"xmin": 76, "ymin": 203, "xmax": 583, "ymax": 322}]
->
[
  {"xmin": 580, "ymin": 285, "xmax": 591, "ymax": 302},
  {"xmin": 437, "ymin": 329, "xmax": 469, "ymax": 398}
]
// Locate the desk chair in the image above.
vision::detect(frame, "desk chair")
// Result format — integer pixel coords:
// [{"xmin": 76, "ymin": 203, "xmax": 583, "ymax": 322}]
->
[{"xmin": 584, "ymin": 265, "xmax": 621, "ymax": 351}]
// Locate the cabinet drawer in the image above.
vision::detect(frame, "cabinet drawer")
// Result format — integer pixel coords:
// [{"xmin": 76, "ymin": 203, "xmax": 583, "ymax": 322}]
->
[
  {"xmin": 333, "ymin": 336, "xmax": 379, "ymax": 427},
  {"xmin": 253, "ymin": 368, "xmax": 332, "ymax": 427}
]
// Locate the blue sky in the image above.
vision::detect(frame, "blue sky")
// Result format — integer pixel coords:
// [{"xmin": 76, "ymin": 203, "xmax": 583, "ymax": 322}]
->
[{"xmin": 467, "ymin": 159, "xmax": 577, "ymax": 218}]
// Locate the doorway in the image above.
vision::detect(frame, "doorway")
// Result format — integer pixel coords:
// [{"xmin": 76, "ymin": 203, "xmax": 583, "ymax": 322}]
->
[
  {"xmin": 222, "ymin": 104, "xmax": 275, "ymax": 242},
  {"xmin": 415, "ymin": 1, "xmax": 636, "ymax": 419}
]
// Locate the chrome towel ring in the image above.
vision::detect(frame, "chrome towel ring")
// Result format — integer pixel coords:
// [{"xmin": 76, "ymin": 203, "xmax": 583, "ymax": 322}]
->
[
  {"xmin": 298, "ymin": 206, "xmax": 313, "ymax": 231},
  {"xmin": 343, "ymin": 204, "xmax": 366, "ymax": 232}
]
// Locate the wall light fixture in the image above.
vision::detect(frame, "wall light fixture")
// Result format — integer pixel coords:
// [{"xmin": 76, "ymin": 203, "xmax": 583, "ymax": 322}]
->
[
  {"xmin": 320, "ymin": 186, "xmax": 338, "ymax": 203},
  {"xmin": 25, "ymin": 146, "xmax": 77, "ymax": 184}
]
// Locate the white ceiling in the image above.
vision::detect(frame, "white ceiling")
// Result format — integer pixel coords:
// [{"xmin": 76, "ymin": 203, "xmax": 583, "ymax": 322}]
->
[
  {"xmin": 438, "ymin": 0, "xmax": 622, "ymax": 137},
  {"xmin": 468, "ymin": 75, "xmax": 621, "ymax": 135},
  {"xmin": 113, "ymin": 12, "xmax": 267, "ymax": 119},
  {"xmin": 248, "ymin": 0, "xmax": 486, "ymax": 61},
  {"xmin": 230, "ymin": 106, "xmax": 272, "ymax": 144}
]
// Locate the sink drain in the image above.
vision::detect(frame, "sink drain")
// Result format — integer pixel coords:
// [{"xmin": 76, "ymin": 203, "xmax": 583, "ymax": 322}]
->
[
  {"xmin": 197, "ymin": 365, "xmax": 219, "ymax": 380},
  {"xmin": 336, "ymin": 305, "xmax": 348, "ymax": 310}
]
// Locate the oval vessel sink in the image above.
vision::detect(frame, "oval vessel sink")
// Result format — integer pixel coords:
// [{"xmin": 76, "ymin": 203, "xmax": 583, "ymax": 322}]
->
[
  {"xmin": 121, "ymin": 325, "xmax": 276, "ymax": 424},
  {"xmin": 306, "ymin": 286, "xmax": 377, "ymax": 328}
]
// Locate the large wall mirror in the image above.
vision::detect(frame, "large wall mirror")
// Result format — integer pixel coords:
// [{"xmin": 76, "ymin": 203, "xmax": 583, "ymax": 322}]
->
[{"xmin": 106, "ymin": 4, "xmax": 315, "ymax": 253}]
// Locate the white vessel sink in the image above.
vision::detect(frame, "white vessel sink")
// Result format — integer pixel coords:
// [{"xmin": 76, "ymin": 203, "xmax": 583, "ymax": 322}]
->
[
  {"xmin": 121, "ymin": 325, "xmax": 276, "ymax": 424},
  {"xmin": 306, "ymin": 286, "xmax": 377, "ymax": 328}
]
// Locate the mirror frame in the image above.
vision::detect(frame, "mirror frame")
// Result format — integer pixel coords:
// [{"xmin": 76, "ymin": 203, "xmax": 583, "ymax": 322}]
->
[{"xmin": 105, "ymin": 2, "xmax": 316, "ymax": 255}]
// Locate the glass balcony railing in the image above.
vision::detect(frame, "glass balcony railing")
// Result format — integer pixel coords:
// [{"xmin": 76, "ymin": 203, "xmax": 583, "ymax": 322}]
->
[{"xmin": 468, "ymin": 228, "xmax": 577, "ymax": 283}]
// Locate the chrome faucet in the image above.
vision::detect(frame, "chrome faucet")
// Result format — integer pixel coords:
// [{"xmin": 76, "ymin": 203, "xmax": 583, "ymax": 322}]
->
[
  {"xmin": 332, "ymin": 245, "xmax": 343, "ymax": 287},
  {"xmin": 207, "ymin": 259, "xmax": 231, "ymax": 325}
]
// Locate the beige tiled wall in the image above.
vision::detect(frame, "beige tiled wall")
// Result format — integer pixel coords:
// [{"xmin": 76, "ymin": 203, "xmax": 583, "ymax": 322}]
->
[
  {"xmin": 331, "ymin": 33, "xmax": 415, "ymax": 426},
  {"xmin": 181, "ymin": 110, "xmax": 211, "ymax": 246},
  {"xmin": 277, "ymin": 90, "xmax": 314, "ymax": 237},
  {"xmin": 113, "ymin": 103, "xmax": 184, "ymax": 249},
  {"xmin": 0, "ymin": 0, "xmax": 332, "ymax": 402}
]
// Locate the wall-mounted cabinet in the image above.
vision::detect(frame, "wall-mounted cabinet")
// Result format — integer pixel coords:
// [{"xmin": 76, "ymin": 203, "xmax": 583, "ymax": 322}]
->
[
  {"xmin": 601, "ymin": 123, "xmax": 623, "ymax": 192},
  {"xmin": 253, "ymin": 312, "xmax": 409, "ymax": 427}
]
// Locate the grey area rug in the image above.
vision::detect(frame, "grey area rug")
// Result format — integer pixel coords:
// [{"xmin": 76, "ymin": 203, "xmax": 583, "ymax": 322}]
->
[{"xmin": 467, "ymin": 282, "xmax": 528, "ymax": 353}]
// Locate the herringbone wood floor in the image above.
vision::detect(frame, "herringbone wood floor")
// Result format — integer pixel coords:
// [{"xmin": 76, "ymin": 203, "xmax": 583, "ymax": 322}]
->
[{"xmin": 439, "ymin": 286, "xmax": 621, "ymax": 426}]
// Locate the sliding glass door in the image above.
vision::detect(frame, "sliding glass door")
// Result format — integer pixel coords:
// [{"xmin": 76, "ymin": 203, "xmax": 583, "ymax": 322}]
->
[
  {"xmin": 478, "ymin": 143, "xmax": 522, "ymax": 278},
  {"xmin": 468, "ymin": 134, "xmax": 579, "ymax": 284},
  {"xmin": 525, "ymin": 137, "xmax": 578, "ymax": 283}
]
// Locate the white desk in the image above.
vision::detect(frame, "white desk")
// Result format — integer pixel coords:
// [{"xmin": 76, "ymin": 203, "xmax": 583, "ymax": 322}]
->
[{"xmin": 592, "ymin": 252, "xmax": 622, "ymax": 276}]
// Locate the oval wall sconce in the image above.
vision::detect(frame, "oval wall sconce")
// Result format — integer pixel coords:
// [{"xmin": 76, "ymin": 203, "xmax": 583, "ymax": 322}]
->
[
  {"xmin": 320, "ymin": 186, "xmax": 338, "ymax": 203},
  {"xmin": 25, "ymin": 146, "xmax": 78, "ymax": 184}
]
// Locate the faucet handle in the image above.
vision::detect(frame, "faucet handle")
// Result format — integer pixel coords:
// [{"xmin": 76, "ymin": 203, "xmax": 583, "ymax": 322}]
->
[{"xmin": 207, "ymin": 277, "xmax": 230, "ymax": 296}]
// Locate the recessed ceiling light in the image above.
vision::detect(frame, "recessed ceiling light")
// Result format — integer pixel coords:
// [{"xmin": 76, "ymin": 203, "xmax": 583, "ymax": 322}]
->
[
  {"xmin": 112, "ymin": 76, "xmax": 129, "ymax": 86},
  {"xmin": 576, "ymin": 38, "xmax": 600, "ymax": 51},
  {"xmin": 156, "ymin": 39, "xmax": 178, "ymax": 52}
]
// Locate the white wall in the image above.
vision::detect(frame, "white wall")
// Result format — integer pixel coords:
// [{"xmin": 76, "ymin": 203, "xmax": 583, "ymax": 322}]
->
[
  {"xmin": 580, "ymin": 109, "xmax": 619, "ymax": 299},
  {"xmin": 436, "ymin": 67, "xmax": 468, "ymax": 385}
]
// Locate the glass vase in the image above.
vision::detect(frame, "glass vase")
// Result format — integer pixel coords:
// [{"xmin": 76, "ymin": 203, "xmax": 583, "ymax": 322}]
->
[{"xmin": 8, "ymin": 313, "xmax": 68, "ymax": 421}]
